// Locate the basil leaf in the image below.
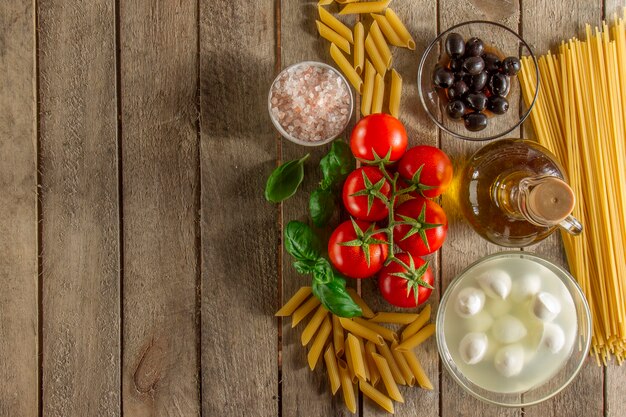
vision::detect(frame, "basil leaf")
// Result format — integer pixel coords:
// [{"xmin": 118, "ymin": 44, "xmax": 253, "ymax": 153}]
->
[
  {"xmin": 309, "ymin": 188, "xmax": 336, "ymax": 228},
  {"xmin": 312, "ymin": 258, "xmax": 334, "ymax": 284},
  {"xmin": 319, "ymin": 141, "xmax": 355, "ymax": 190},
  {"xmin": 312, "ymin": 273, "xmax": 363, "ymax": 318},
  {"xmin": 293, "ymin": 260, "xmax": 315, "ymax": 274},
  {"xmin": 284, "ymin": 221, "xmax": 320, "ymax": 262},
  {"xmin": 265, "ymin": 154, "xmax": 310, "ymax": 203}
]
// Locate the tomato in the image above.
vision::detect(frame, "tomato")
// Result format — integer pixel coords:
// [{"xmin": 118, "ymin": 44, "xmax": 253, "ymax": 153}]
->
[
  {"xmin": 393, "ymin": 197, "xmax": 448, "ymax": 256},
  {"xmin": 350, "ymin": 114, "xmax": 408, "ymax": 164},
  {"xmin": 378, "ymin": 253, "xmax": 434, "ymax": 308},
  {"xmin": 342, "ymin": 167, "xmax": 391, "ymax": 221},
  {"xmin": 397, "ymin": 145, "xmax": 453, "ymax": 198},
  {"xmin": 328, "ymin": 219, "xmax": 388, "ymax": 279}
]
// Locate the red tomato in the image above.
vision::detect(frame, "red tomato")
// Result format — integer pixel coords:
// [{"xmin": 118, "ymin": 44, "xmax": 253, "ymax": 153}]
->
[
  {"xmin": 393, "ymin": 197, "xmax": 448, "ymax": 256},
  {"xmin": 350, "ymin": 114, "xmax": 408, "ymax": 164},
  {"xmin": 378, "ymin": 253, "xmax": 434, "ymax": 308},
  {"xmin": 328, "ymin": 219, "xmax": 388, "ymax": 279},
  {"xmin": 342, "ymin": 167, "xmax": 391, "ymax": 221},
  {"xmin": 397, "ymin": 146, "xmax": 453, "ymax": 198}
]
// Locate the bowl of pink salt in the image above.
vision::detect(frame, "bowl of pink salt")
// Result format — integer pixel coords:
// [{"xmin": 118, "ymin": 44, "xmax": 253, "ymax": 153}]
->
[{"xmin": 268, "ymin": 61, "xmax": 353, "ymax": 146}]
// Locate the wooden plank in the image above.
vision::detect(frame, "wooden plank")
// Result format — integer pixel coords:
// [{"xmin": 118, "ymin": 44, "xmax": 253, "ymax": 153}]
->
[
  {"xmin": 438, "ymin": 1, "xmax": 522, "ymax": 416},
  {"xmin": 520, "ymin": 1, "xmax": 604, "ymax": 416},
  {"xmin": 0, "ymin": 1, "xmax": 38, "ymax": 416},
  {"xmin": 37, "ymin": 1, "xmax": 120, "ymax": 416},
  {"xmin": 360, "ymin": 1, "xmax": 440, "ymax": 416},
  {"xmin": 199, "ymin": 1, "xmax": 278, "ymax": 417},
  {"xmin": 119, "ymin": 1, "xmax": 200, "ymax": 415}
]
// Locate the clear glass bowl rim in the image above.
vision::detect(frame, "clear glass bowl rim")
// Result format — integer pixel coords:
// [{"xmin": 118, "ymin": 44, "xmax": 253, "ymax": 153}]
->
[
  {"xmin": 435, "ymin": 250, "xmax": 592, "ymax": 407},
  {"xmin": 417, "ymin": 20, "xmax": 541, "ymax": 141},
  {"xmin": 267, "ymin": 60, "xmax": 354, "ymax": 147}
]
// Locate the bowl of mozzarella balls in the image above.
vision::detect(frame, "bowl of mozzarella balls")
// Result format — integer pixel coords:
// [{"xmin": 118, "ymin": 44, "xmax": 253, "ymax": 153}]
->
[
  {"xmin": 417, "ymin": 21, "xmax": 539, "ymax": 141},
  {"xmin": 436, "ymin": 252, "xmax": 591, "ymax": 407}
]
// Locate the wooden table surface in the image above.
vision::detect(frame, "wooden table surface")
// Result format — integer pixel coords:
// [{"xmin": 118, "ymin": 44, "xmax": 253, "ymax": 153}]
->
[{"xmin": 2, "ymin": 0, "xmax": 626, "ymax": 416}]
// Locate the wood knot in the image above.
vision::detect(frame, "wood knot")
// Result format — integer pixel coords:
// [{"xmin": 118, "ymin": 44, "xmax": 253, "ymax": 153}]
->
[{"xmin": 133, "ymin": 338, "xmax": 167, "ymax": 393}]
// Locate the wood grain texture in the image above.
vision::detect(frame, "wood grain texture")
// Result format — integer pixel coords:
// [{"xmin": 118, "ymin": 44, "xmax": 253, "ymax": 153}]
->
[
  {"xmin": 37, "ymin": 1, "xmax": 120, "ymax": 416},
  {"xmin": 360, "ymin": 1, "xmax": 440, "ymax": 415},
  {"xmin": 439, "ymin": 1, "xmax": 522, "ymax": 416},
  {"xmin": 199, "ymin": 1, "xmax": 279, "ymax": 417},
  {"xmin": 0, "ymin": 1, "xmax": 38, "ymax": 416},
  {"xmin": 119, "ymin": 1, "xmax": 200, "ymax": 415}
]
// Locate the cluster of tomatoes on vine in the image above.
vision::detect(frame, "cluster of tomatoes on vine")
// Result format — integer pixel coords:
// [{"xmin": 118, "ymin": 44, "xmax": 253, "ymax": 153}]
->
[{"xmin": 327, "ymin": 113, "xmax": 453, "ymax": 308}]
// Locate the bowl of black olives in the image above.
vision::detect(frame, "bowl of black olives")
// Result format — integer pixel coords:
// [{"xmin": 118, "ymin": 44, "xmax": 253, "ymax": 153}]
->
[{"xmin": 418, "ymin": 21, "xmax": 539, "ymax": 140}]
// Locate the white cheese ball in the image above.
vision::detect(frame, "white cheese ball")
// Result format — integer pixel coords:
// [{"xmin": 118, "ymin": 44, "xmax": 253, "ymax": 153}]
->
[
  {"xmin": 542, "ymin": 323, "xmax": 566, "ymax": 354},
  {"xmin": 494, "ymin": 345, "xmax": 525, "ymax": 378},
  {"xmin": 532, "ymin": 292, "xmax": 562, "ymax": 322},
  {"xmin": 492, "ymin": 315, "xmax": 528, "ymax": 344},
  {"xmin": 511, "ymin": 273, "xmax": 541, "ymax": 303},
  {"xmin": 464, "ymin": 310, "xmax": 494, "ymax": 333},
  {"xmin": 459, "ymin": 332, "xmax": 489, "ymax": 365},
  {"xmin": 455, "ymin": 287, "xmax": 486, "ymax": 317},
  {"xmin": 476, "ymin": 269, "xmax": 512, "ymax": 300}
]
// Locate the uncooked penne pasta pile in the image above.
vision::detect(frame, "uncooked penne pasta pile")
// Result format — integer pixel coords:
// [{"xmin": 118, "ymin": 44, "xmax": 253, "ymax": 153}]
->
[
  {"xmin": 316, "ymin": 1, "xmax": 414, "ymax": 118},
  {"xmin": 276, "ymin": 287, "xmax": 435, "ymax": 414}
]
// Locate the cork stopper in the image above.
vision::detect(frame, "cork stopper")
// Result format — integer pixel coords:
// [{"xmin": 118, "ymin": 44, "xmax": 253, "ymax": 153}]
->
[{"xmin": 526, "ymin": 177, "xmax": 575, "ymax": 224}]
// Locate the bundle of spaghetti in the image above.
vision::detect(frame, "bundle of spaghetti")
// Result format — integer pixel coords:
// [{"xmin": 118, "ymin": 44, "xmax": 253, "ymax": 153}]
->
[{"xmin": 519, "ymin": 10, "xmax": 626, "ymax": 365}]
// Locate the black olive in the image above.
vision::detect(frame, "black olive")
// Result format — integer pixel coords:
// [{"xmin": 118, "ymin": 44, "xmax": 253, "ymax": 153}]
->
[
  {"xmin": 465, "ymin": 37, "xmax": 485, "ymax": 57},
  {"xmin": 501, "ymin": 57, "xmax": 521, "ymax": 76},
  {"xmin": 445, "ymin": 33, "xmax": 466, "ymax": 58},
  {"xmin": 449, "ymin": 58, "xmax": 464, "ymax": 73},
  {"xmin": 482, "ymin": 53, "xmax": 501, "ymax": 73},
  {"xmin": 433, "ymin": 66, "xmax": 455, "ymax": 89},
  {"xmin": 464, "ymin": 112, "xmax": 488, "ymax": 131},
  {"xmin": 446, "ymin": 100, "xmax": 466, "ymax": 119},
  {"xmin": 465, "ymin": 92, "xmax": 488, "ymax": 111},
  {"xmin": 463, "ymin": 56, "xmax": 485, "ymax": 75},
  {"xmin": 489, "ymin": 73, "xmax": 510, "ymax": 97},
  {"xmin": 488, "ymin": 96, "xmax": 509, "ymax": 114},
  {"xmin": 469, "ymin": 71, "xmax": 489, "ymax": 92},
  {"xmin": 447, "ymin": 80, "xmax": 469, "ymax": 100}
]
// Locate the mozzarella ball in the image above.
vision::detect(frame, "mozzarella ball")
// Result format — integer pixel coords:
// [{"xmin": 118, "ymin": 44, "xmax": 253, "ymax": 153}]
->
[
  {"xmin": 494, "ymin": 345, "xmax": 525, "ymax": 377},
  {"xmin": 455, "ymin": 287, "xmax": 486, "ymax": 317},
  {"xmin": 511, "ymin": 273, "xmax": 541, "ymax": 303},
  {"xmin": 459, "ymin": 332, "xmax": 489, "ymax": 365},
  {"xmin": 464, "ymin": 310, "xmax": 494, "ymax": 333},
  {"xmin": 492, "ymin": 315, "xmax": 528, "ymax": 344},
  {"xmin": 542, "ymin": 323, "xmax": 566, "ymax": 354},
  {"xmin": 532, "ymin": 292, "xmax": 562, "ymax": 322},
  {"xmin": 476, "ymin": 269, "xmax": 512, "ymax": 299}
]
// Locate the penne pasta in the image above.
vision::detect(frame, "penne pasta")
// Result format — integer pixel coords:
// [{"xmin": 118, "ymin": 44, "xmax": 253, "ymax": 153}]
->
[
  {"xmin": 346, "ymin": 333, "xmax": 367, "ymax": 381},
  {"xmin": 359, "ymin": 380, "xmax": 395, "ymax": 414},
  {"xmin": 370, "ymin": 311, "xmax": 418, "ymax": 325},
  {"xmin": 347, "ymin": 288, "xmax": 375, "ymax": 318},
  {"xmin": 324, "ymin": 344, "xmax": 342, "ymax": 395},
  {"xmin": 336, "ymin": 0, "xmax": 358, "ymax": 3},
  {"xmin": 376, "ymin": 342, "xmax": 406, "ymax": 385},
  {"xmin": 339, "ymin": 317, "xmax": 385, "ymax": 346},
  {"xmin": 275, "ymin": 287, "xmax": 312, "ymax": 316},
  {"xmin": 369, "ymin": 21, "xmax": 392, "ymax": 68},
  {"xmin": 370, "ymin": 352, "xmax": 404, "ymax": 403},
  {"xmin": 361, "ymin": 60, "xmax": 376, "ymax": 117},
  {"xmin": 385, "ymin": 8, "xmax": 416, "ymax": 49},
  {"xmin": 395, "ymin": 323, "xmax": 436, "ymax": 352},
  {"xmin": 318, "ymin": 6, "xmax": 353, "ymax": 44},
  {"xmin": 371, "ymin": 73, "xmax": 384, "ymax": 114},
  {"xmin": 333, "ymin": 314, "xmax": 345, "ymax": 358},
  {"xmin": 403, "ymin": 350, "xmax": 434, "ymax": 390},
  {"xmin": 308, "ymin": 316, "xmax": 332, "ymax": 370},
  {"xmin": 354, "ymin": 317, "xmax": 398, "ymax": 343},
  {"xmin": 292, "ymin": 296, "xmax": 321, "ymax": 327},
  {"xmin": 301, "ymin": 304, "xmax": 329, "ymax": 346},
  {"xmin": 401, "ymin": 304, "xmax": 431, "ymax": 340},
  {"xmin": 391, "ymin": 340, "xmax": 416, "ymax": 386},
  {"xmin": 339, "ymin": 0, "xmax": 391, "ymax": 15},
  {"xmin": 355, "ymin": 334, "xmax": 371, "ymax": 381},
  {"xmin": 354, "ymin": 22, "xmax": 365, "ymax": 74},
  {"xmin": 330, "ymin": 43, "xmax": 363, "ymax": 93},
  {"xmin": 338, "ymin": 359, "xmax": 357, "ymax": 413},
  {"xmin": 365, "ymin": 341, "xmax": 381, "ymax": 386},
  {"xmin": 344, "ymin": 336, "xmax": 358, "ymax": 383},
  {"xmin": 365, "ymin": 34, "xmax": 387, "ymax": 76},
  {"xmin": 371, "ymin": 13, "xmax": 404, "ymax": 47},
  {"xmin": 316, "ymin": 20, "xmax": 351, "ymax": 54},
  {"xmin": 389, "ymin": 69, "xmax": 402, "ymax": 118},
  {"xmin": 318, "ymin": 0, "xmax": 334, "ymax": 5}
]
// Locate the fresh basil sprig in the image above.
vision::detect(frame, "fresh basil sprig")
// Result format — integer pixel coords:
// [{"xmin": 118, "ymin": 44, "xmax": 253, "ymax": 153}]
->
[
  {"xmin": 284, "ymin": 220, "xmax": 362, "ymax": 318},
  {"xmin": 309, "ymin": 188, "xmax": 335, "ymax": 228},
  {"xmin": 265, "ymin": 154, "xmax": 309, "ymax": 203}
]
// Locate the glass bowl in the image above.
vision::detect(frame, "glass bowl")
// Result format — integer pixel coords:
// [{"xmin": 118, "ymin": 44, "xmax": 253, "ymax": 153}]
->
[
  {"xmin": 436, "ymin": 251, "xmax": 591, "ymax": 407},
  {"xmin": 268, "ymin": 61, "xmax": 353, "ymax": 147},
  {"xmin": 417, "ymin": 21, "xmax": 540, "ymax": 141}
]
